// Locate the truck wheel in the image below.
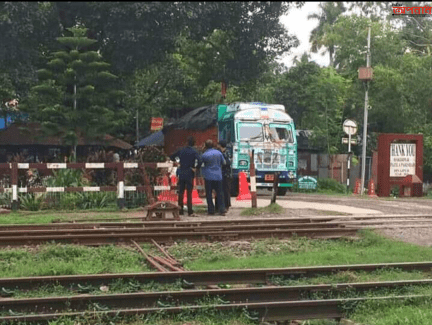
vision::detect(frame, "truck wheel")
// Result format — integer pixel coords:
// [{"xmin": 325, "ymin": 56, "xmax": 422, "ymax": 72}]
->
[
  {"xmin": 231, "ymin": 177, "xmax": 239, "ymax": 197},
  {"xmin": 277, "ymin": 188, "xmax": 288, "ymax": 196}
]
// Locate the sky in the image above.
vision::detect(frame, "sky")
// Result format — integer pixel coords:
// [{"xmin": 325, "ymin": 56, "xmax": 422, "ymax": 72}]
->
[{"xmin": 278, "ymin": 2, "xmax": 330, "ymax": 68}]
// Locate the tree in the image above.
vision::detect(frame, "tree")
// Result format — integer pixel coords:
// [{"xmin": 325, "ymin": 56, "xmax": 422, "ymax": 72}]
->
[
  {"xmin": 308, "ymin": 2, "xmax": 346, "ymax": 67},
  {"xmin": 0, "ymin": 2, "xmax": 61, "ymax": 98},
  {"xmin": 302, "ymin": 67, "xmax": 351, "ymax": 154},
  {"xmin": 27, "ymin": 26, "xmax": 125, "ymax": 159},
  {"xmin": 51, "ymin": 2, "xmax": 302, "ymax": 82},
  {"xmin": 273, "ymin": 60, "xmax": 321, "ymax": 128}
]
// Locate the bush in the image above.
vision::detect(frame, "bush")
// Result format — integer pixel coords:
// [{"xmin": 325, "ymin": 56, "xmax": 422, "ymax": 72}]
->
[
  {"xmin": 317, "ymin": 178, "xmax": 346, "ymax": 193},
  {"xmin": 19, "ymin": 194, "xmax": 45, "ymax": 211},
  {"xmin": 44, "ymin": 169, "xmax": 88, "ymax": 187}
]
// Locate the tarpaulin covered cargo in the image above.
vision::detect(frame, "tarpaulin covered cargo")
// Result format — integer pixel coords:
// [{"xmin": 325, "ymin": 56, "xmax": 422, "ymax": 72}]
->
[
  {"xmin": 163, "ymin": 105, "xmax": 218, "ymax": 131},
  {"xmin": 162, "ymin": 105, "xmax": 218, "ymax": 156}
]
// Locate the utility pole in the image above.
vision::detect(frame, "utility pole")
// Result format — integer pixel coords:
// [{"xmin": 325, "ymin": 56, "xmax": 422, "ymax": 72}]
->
[
  {"xmin": 136, "ymin": 108, "xmax": 139, "ymax": 145},
  {"xmin": 360, "ymin": 24, "xmax": 371, "ymax": 195}
]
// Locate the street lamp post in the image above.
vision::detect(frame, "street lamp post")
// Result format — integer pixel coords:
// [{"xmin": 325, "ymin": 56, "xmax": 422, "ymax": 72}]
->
[{"xmin": 360, "ymin": 24, "xmax": 372, "ymax": 195}]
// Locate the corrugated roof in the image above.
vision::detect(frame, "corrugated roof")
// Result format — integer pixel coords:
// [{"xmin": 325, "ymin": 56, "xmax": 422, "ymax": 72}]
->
[{"xmin": 0, "ymin": 122, "xmax": 132, "ymax": 149}]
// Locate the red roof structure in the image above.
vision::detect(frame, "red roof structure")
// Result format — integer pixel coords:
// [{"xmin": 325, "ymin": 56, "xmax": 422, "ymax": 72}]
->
[{"xmin": 0, "ymin": 122, "xmax": 132, "ymax": 150}]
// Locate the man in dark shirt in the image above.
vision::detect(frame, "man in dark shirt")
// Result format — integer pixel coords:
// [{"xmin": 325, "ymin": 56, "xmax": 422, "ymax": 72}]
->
[
  {"xmin": 170, "ymin": 136, "xmax": 201, "ymax": 216},
  {"xmin": 215, "ymin": 140, "xmax": 231, "ymax": 212}
]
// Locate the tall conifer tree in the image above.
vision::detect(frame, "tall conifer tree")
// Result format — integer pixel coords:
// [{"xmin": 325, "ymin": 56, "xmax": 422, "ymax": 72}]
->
[{"xmin": 30, "ymin": 26, "xmax": 124, "ymax": 159}]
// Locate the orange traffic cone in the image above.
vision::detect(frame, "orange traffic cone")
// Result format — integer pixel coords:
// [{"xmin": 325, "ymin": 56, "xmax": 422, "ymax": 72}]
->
[
  {"xmin": 184, "ymin": 178, "xmax": 203, "ymax": 205},
  {"xmin": 236, "ymin": 172, "xmax": 251, "ymax": 201},
  {"xmin": 353, "ymin": 178, "xmax": 361, "ymax": 195},
  {"xmin": 368, "ymin": 179, "xmax": 378, "ymax": 198},
  {"xmin": 158, "ymin": 175, "xmax": 177, "ymax": 202}
]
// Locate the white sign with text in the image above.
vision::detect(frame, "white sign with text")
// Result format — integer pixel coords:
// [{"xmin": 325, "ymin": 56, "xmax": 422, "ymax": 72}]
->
[{"xmin": 390, "ymin": 143, "xmax": 416, "ymax": 177}]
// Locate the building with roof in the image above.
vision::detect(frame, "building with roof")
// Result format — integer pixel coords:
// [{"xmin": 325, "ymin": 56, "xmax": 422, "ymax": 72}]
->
[{"xmin": 0, "ymin": 122, "xmax": 132, "ymax": 162}]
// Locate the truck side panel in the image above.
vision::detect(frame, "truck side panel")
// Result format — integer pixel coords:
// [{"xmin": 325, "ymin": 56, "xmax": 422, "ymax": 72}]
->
[{"xmin": 164, "ymin": 127, "xmax": 218, "ymax": 156}]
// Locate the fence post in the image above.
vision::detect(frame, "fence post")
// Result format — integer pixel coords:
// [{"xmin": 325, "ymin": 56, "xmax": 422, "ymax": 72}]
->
[
  {"xmin": 250, "ymin": 150, "xmax": 257, "ymax": 208},
  {"xmin": 11, "ymin": 163, "xmax": 18, "ymax": 211},
  {"xmin": 117, "ymin": 162, "xmax": 125, "ymax": 209},
  {"xmin": 271, "ymin": 172, "xmax": 280, "ymax": 205}
]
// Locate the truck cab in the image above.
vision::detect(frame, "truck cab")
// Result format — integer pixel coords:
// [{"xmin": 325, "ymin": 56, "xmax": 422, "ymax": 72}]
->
[{"xmin": 217, "ymin": 102, "xmax": 297, "ymax": 196}]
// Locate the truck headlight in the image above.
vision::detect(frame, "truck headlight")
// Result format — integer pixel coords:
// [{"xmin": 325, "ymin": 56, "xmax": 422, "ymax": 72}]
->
[{"xmin": 288, "ymin": 171, "xmax": 295, "ymax": 179}]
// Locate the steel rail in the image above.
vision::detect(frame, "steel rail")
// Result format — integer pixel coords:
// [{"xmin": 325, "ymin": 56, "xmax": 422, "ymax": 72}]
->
[
  {"xmin": 2, "ymin": 280, "xmax": 432, "ymax": 314},
  {"xmin": 56, "ymin": 213, "xmax": 432, "ymax": 224},
  {"xmin": 0, "ymin": 228, "xmax": 359, "ymax": 246},
  {"xmin": 0, "ymin": 295, "xmax": 427, "ymax": 323},
  {"xmin": 0, "ymin": 222, "xmax": 345, "ymax": 237},
  {"xmin": 1, "ymin": 261, "xmax": 431, "ymax": 291},
  {"xmin": 0, "ymin": 217, "xmax": 336, "ymax": 231}
]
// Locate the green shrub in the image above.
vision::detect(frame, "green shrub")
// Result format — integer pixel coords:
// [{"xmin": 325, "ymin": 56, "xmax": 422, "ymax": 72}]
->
[
  {"xmin": 390, "ymin": 185, "xmax": 400, "ymax": 197},
  {"xmin": 76, "ymin": 192, "xmax": 116, "ymax": 209},
  {"xmin": 44, "ymin": 169, "xmax": 88, "ymax": 187},
  {"xmin": 19, "ymin": 194, "xmax": 45, "ymax": 211},
  {"xmin": 57, "ymin": 192, "xmax": 116, "ymax": 210},
  {"xmin": 317, "ymin": 178, "xmax": 345, "ymax": 193}
]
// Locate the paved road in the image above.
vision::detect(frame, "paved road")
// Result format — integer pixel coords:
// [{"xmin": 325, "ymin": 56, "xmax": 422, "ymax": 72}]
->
[{"xmin": 231, "ymin": 198, "xmax": 382, "ymax": 215}]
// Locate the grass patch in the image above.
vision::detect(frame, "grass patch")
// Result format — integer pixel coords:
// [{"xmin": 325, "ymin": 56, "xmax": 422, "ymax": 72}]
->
[
  {"xmin": 43, "ymin": 309, "xmax": 257, "ymax": 325},
  {"xmin": 0, "ymin": 209, "xmax": 143, "ymax": 225},
  {"xmin": 350, "ymin": 295, "xmax": 432, "ymax": 325},
  {"xmin": 0, "ymin": 244, "xmax": 152, "ymax": 277},
  {"xmin": 240, "ymin": 203, "xmax": 284, "ymax": 216},
  {"xmin": 168, "ymin": 230, "xmax": 432, "ymax": 271}
]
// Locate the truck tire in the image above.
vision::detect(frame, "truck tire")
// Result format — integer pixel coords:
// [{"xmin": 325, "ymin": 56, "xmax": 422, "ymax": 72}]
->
[
  {"xmin": 277, "ymin": 188, "xmax": 288, "ymax": 196},
  {"xmin": 231, "ymin": 177, "xmax": 239, "ymax": 197}
]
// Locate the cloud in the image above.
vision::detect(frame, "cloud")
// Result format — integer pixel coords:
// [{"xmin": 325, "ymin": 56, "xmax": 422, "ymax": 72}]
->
[{"xmin": 278, "ymin": 2, "xmax": 330, "ymax": 68}]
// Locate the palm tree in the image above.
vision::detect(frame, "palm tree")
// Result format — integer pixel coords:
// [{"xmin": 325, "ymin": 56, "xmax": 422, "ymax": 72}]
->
[
  {"xmin": 291, "ymin": 51, "xmax": 311, "ymax": 66},
  {"xmin": 308, "ymin": 2, "xmax": 346, "ymax": 67}
]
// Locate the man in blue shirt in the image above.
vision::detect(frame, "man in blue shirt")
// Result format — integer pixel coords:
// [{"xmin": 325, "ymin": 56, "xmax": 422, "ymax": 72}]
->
[
  {"xmin": 170, "ymin": 136, "xmax": 201, "ymax": 216},
  {"xmin": 215, "ymin": 140, "xmax": 231, "ymax": 212},
  {"xmin": 201, "ymin": 139, "xmax": 225, "ymax": 215}
]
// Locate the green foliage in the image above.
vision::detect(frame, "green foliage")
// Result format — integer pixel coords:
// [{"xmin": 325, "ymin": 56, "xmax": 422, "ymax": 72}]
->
[
  {"xmin": 303, "ymin": 67, "xmax": 351, "ymax": 153},
  {"xmin": 0, "ymin": 244, "xmax": 151, "ymax": 277},
  {"xmin": 19, "ymin": 194, "xmax": 45, "ymax": 211},
  {"xmin": 180, "ymin": 230, "xmax": 432, "ymax": 271},
  {"xmin": 317, "ymin": 178, "xmax": 346, "ymax": 193},
  {"xmin": 45, "ymin": 169, "xmax": 87, "ymax": 187},
  {"xmin": 28, "ymin": 26, "xmax": 125, "ymax": 152}
]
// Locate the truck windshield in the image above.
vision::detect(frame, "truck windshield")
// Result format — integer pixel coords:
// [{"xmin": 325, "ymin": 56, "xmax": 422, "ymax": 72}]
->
[
  {"xmin": 237, "ymin": 123, "xmax": 263, "ymax": 142},
  {"xmin": 268, "ymin": 124, "xmax": 294, "ymax": 143}
]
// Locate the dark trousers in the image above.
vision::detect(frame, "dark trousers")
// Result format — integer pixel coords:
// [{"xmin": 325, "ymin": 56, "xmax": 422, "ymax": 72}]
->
[
  {"xmin": 178, "ymin": 178, "xmax": 193, "ymax": 215},
  {"xmin": 215, "ymin": 176, "xmax": 231, "ymax": 211},
  {"xmin": 204, "ymin": 179, "xmax": 225, "ymax": 214}
]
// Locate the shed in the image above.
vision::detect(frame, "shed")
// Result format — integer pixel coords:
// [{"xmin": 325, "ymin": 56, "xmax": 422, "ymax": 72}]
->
[{"xmin": 0, "ymin": 122, "xmax": 132, "ymax": 162}]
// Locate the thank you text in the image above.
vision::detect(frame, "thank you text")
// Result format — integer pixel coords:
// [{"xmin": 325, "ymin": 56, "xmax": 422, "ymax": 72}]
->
[{"xmin": 390, "ymin": 143, "xmax": 416, "ymax": 177}]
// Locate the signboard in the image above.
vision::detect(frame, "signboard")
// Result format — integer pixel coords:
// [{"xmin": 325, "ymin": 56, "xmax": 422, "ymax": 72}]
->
[
  {"xmin": 390, "ymin": 143, "xmax": 416, "ymax": 177},
  {"xmin": 150, "ymin": 117, "xmax": 164, "ymax": 131},
  {"xmin": 343, "ymin": 119, "xmax": 358, "ymax": 135},
  {"xmin": 298, "ymin": 176, "xmax": 317, "ymax": 190},
  {"xmin": 342, "ymin": 138, "xmax": 357, "ymax": 145}
]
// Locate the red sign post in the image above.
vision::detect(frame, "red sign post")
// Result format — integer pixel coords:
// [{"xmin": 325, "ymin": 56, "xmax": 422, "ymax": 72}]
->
[{"xmin": 151, "ymin": 117, "xmax": 164, "ymax": 131}]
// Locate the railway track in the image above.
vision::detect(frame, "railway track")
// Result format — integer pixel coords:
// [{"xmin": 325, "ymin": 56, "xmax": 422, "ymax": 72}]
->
[
  {"xmin": 2, "ymin": 213, "xmax": 432, "ymax": 246},
  {"xmin": 1, "ymin": 279, "xmax": 431, "ymax": 315},
  {"xmin": 0, "ymin": 219, "xmax": 359, "ymax": 246},
  {"xmin": 0, "ymin": 295, "xmax": 426, "ymax": 323},
  {"xmin": 1, "ymin": 260, "xmax": 431, "ymax": 323},
  {"xmin": 1, "ymin": 261, "xmax": 431, "ymax": 290}
]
